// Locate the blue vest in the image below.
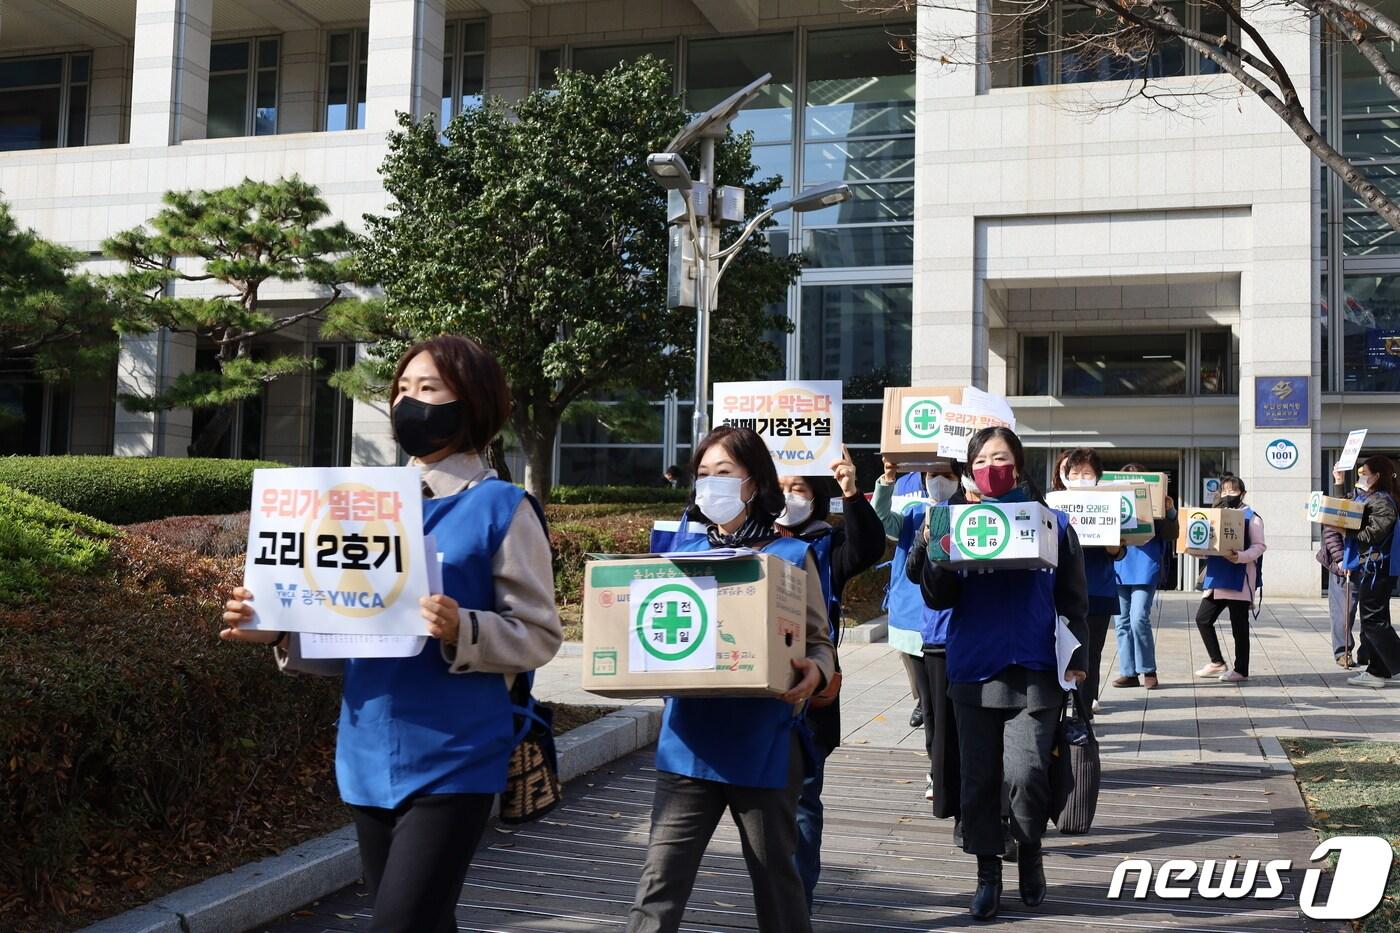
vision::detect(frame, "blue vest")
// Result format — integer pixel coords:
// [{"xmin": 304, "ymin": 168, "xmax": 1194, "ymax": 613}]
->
[
  {"xmin": 655, "ymin": 535, "xmax": 813, "ymax": 788},
  {"xmin": 808, "ymin": 531, "xmax": 838, "ymax": 643},
  {"xmin": 943, "ymin": 511, "xmax": 1069, "ymax": 684},
  {"xmin": 1117, "ymin": 536, "xmax": 1165, "ymax": 587},
  {"xmin": 894, "ymin": 472, "xmax": 926, "ymax": 496},
  {"xmin": 1342, "ymin": 490, "xmax": 1400, "ymax": 576},
  {"xmin": 885, "ymin": 499, "xmax": 953, "ymax": 646},
  {"xmin": 336, "ymin": 479, "xmax": 525, "ymax": 808},
  {"xmin": 1202, "ymin": 508, "xmax": 1256, "ymax": 594}
]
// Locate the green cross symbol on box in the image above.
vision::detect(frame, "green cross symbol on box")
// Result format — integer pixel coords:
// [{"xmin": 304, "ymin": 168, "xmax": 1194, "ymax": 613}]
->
[
  {"xmin": 1188, "ymin": 520, "xmax": 1210, "ymax": 547},
  {"xmin": 635, "ymin": 582, "xmax": 708, "ymax": 661},
  {"xmin": 955, "ymin": 505, "xmax": 1009, "ymax": 560},
  {"xmin": 1119, "ymin": 496, "xmax": 1134, "ymax": 524},
  {"xmin": 904, "ymin": 399, "xmax": 943, "ymax": 439}
]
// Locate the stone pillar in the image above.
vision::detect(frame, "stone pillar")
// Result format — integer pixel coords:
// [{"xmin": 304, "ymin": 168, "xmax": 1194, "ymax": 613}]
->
[
  {"xmin": 129, "ymin": 0, "xmax": 212, "ymax": 145},
  {"xmin": 113, "ymin": 330, "xmax": 197, "ymax": 457},
  {"xmin": 279, "ymin": 30, "xmax": 323, "ymax": 134},
  {"xmin": 1236, "ymin": 8, "xmax": 1318, "ymax": 596},
  {"xmin": 365, "ymin": 0, "xmax": 446, "ymax": 132},
  {"xmin": 911, "ymin": 4, "xmax": 982, "ymax": 386},
  {"xmin": 88, "ymin": 45, "xmax": 132, "ymax": 146}
]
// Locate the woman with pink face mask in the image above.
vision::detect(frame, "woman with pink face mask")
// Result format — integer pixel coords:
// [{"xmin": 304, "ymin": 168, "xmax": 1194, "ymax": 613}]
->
[{"xmin": 912, "ymin": 426, "xmax": 1089, "ymax": 921}]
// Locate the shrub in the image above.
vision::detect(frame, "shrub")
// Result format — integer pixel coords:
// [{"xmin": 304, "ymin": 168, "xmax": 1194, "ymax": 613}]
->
[
  {"xmin": 124, "ymin": 512, "xmax": 252, "ymax": 558},
  {"xmin": 0, "ymin": 532, "xmax": 342, "ymax": 927},
  {"xmin": 0, "ymin": 483, "xmax": 116, "ymax": 604},
  {"xmin": 549, "ymin": 485, "xmax": 687, "ymax": 505},
  {"xmin": 0, "ymin": 456, "xmax": 287, "ymax": 524}
]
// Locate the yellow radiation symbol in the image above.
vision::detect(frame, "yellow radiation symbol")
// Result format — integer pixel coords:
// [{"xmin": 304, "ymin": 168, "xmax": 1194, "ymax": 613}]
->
[
  {"xmin": 301, "ymin": 482, "xmax": 412, "ymax": 618},
  {"xmin": 770, "ymin": 385, "xmax": 836, "ymax": 466}
]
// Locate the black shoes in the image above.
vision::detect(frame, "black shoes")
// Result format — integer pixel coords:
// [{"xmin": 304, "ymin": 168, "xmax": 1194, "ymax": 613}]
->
[
  {"xmin": 909, "ymin": 705, "xmax": 924, "ymax": 728},
  {"xmin": 1019, "ymin": 845, "xmax": 1047, "ymax": 907},
  {"xmin": 971, "ymin": 855, "xmax": 1002, "ymax": 921}
]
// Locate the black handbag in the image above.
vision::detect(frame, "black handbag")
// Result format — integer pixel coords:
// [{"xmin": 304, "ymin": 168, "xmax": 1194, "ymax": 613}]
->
[
  {"xmin": 500, "ymin": 672, "xmax": 563, "ymax": 825},
  {"xmin": 1050, "ymin": 688, "xmax": 1101, "ymax": 835}
]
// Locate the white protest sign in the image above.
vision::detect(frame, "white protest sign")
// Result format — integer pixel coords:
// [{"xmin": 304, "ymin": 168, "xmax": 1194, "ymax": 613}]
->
[
  {"xmin": 242, "ymin": 467, "xmax": 430, "ymax": 635},
  {"xmin": 1046, "ymin": 490, "xmax": 1122, "ymax": 546},
  {"xmin": 937, "ymin": 387, "xmax": 1016, "ymax": 460},
  {"xmin": 628, "ymin": 574, "xmax": 719, "ymax": 672},
  {"xmin": 715, "ymin": 380, "xmax": 842, "ymax": 471},
  {"xmin": 1336, "ymin": 429, "xmax": 1368, "ymax": 472},
  {"xmin": 1202, "ymin": 476, "xmax": 1221, "ymax": 504},
  {"xmin": 301, "ymin": 537, "xmax": 440, "ymax": 659}
]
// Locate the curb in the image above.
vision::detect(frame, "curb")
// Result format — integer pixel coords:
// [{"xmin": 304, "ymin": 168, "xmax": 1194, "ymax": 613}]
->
[
  {"xmin": 83, "ymin": 705, "xmax": 662, "ymax": 933},
  {"xmin": 843, "ymin": 615, "xmax": 888, "ymax": 644},
  {"xmin": 1258, "ymin": 735, "xmax": 1296, "ymax": 773}
]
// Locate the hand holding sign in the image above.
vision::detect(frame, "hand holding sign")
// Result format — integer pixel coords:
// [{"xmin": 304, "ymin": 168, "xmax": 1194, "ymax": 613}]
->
[
  {"xmin": 420, "ymin": 593, "xmax": 461, "ymax": 642},
  {"xmin": 220, "ymin": 586, "xmax": 281, "ymax": 645}
]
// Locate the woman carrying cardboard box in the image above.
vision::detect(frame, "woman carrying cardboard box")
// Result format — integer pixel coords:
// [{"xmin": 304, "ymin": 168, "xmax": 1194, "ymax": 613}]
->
[
  {"xmin": 1111, "ymin": 462, "xmax": 1178, "ymax": 691},
  {"xmin": 625, "ymin": 425, "xmax": 835, "ymax": 933},
  {"xmin": 912, "ymin": 426, "xmax": 1089, "ymax": 921},
  {"xmin": 1193, "ymin": 475, "xmax": 1265, "ymax": 684},
  {"xmin": 1335, "ymin": 456, "xmax": 1400, "ymax": 689},
  {"xmin": 1050, "ymin": 448, "xmax": 1125, "ymax": 714}
]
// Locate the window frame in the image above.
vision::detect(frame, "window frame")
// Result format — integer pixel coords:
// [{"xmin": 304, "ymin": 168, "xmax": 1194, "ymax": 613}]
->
[
  {"xmin": 1018, "ymin": 328, "xmax": 1237, "ymax": 397},
  {"xmin": 325, "ymin": 28, "xmax": 370, "ymax": 131},
  {"xmin": 207, "ymin": 35, "xmax": 280, "ymax": 139},
  {"xmin": 441, "ymin": 19, "xmax": 489, "ymax": 128},
  {"xmin": 0, "ymin": 50, "xmax": 91, "ymax": 150}
]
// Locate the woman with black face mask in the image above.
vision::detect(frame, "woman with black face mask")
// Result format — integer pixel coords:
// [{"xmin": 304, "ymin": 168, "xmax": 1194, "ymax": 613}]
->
[
  {"xmin": 913, "ymin": 426, "xmax": 1090, "ymax": 921},
  {"xmin": 220, "ymin": 335, "xmax": 562, "ymax": 933}
]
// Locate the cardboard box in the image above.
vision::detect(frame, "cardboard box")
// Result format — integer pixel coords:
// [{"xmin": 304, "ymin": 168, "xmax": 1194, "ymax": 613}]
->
[
  {"xmin": 1097, "ymin": 482, "xmax": 1155, "ymax": 547},
  {"xmin": 1177, "ymin": 508, "xmax": 1247, "ymax": 557},
  {"xmin": 878, "ymin": 385, "xmax": 965, "ymax": 468},
  {"xmin": 1101, "ymin": 471, "xmax": 1168, "ymax": 519},
  {"xmin": 581, "ymin": 552, "xmax": 806, "ymax": 699},
  {"xmin": 1308, "ymin": 491, "xmax": 1364, "ymax": 530},
  {"xmin": 926, "ymin": 500, "xmax": 1059, "ymax": 570},
  {"xmin": 1046, "ymin": 490, "xmax": 1122, "ymax": 547}
]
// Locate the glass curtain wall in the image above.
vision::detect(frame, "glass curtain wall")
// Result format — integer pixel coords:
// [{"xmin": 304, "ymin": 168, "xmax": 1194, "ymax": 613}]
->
[{"xmin": 549, "ymin": 26, "xmax": 915, "ymax": 485}]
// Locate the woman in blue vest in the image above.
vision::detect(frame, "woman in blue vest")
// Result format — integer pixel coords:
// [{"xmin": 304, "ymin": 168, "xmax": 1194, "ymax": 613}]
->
[
  {"xmin": 1051, "ymin": 448, "xmax": 1125, "ymax": 714},
  {"xmin": 1193, "ymin": 475, "xmax": 1265, "ymax": 684},
  {"xmin": 220, "ymin": 336, "xmax": 562, "ymax": 933},
  {"xmin": 626, "ymin": 425, "xmax": 835, "ymax": 933},
  {"xmin": 1111, "ymin": 462, "xmax": 1178, "ymax": 691},
  {"xmin": 1337, "ymin": 456, "xmax": 1400, "ymax": 689},
  {"xmin": 774, "ymin": 447, "xmax": 886, "ymax": 907},
  {"xmin": 914, "ymin": 426, "xmax": 1089, "ymax": 921}
]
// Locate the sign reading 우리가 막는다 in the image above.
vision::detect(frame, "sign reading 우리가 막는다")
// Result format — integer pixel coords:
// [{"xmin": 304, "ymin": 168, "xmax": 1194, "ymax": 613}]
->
[
  {"xmin": 714, "ymin": 380, "xmax": 843, "ymax": 470},
  {"xmin": 242, "ymin": 467, "xmax": 430, "ymax": 635}
]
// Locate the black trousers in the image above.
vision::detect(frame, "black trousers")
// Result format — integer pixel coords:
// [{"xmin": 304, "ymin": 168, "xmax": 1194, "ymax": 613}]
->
[
  {"xmin": 1195, "ymin": 595, "xmax": 1251, "ymax": 677},
  {"xmin": 1358, "ymin": 573, "xmax": 1400, "ymax": 678},
  {"xmin": 919, "ymin": 647, "xmax": 962, "ymax": 820},
  {"xmin": 350, "ymin": 792, "xmax": 495, "ymax": 933},
  {"xmin": 952, "ymin": 702, "xmax": 1057, "ymax": 856},
  {"xmin": 1083, "ymin": 613, "xmax": 1112, "ymax": 710}
]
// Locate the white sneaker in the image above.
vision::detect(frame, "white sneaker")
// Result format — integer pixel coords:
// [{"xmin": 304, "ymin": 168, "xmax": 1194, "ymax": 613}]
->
[
  {"xmin": 924, "ymin": 773, "xmax": 934, "ymax": 801},
  {"xmin": 1091, "ymin": 699, "xmax": 1101, "ymax": 712},
  {"xmin": 1219, "ymin": 671, "xmax": 1247, "ymax": 683},
  {"xmin": 1196, "ymin": 662, "xmax": 1228, "ymax": 678},
  {"xmin": 1347, "ymin": 671, "xmax": 1395, "ymax": 688}
]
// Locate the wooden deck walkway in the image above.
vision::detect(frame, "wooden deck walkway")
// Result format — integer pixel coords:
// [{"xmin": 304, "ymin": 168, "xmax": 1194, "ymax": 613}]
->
[{"xmin": 265, "ymin": 744, "xmax": 1326, "ymax": 933}]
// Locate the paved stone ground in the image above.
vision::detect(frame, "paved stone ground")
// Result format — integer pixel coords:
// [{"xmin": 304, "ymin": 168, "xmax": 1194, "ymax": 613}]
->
[
  {"xmin": 268, "ymin": 746, "xmax": 1325, "ymax": 932},
  {"xmin": 540, "ymin": 593, "xmax": 1400, "ymax": 766}
]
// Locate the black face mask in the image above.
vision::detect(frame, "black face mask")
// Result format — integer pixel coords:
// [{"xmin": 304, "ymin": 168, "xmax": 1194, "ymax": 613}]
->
[
  {"xmin": 1218, "ymin": 495, "xmax": 1243, "ymax": 510},
  {"xmin": 392, "ymin": 396, "xmax": 464, "ymax": 458}
]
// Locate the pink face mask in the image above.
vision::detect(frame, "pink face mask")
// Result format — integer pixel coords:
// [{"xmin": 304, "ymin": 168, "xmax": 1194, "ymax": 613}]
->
[{"xmin": 973, "ymin": 463, "xmax": 1017, "ymax": 497}]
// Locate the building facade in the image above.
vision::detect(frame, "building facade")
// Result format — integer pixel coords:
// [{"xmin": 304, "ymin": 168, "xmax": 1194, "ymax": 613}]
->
[{"xmin": 0, "ymin": 0, "xmax": 1397, "ymax": 595}]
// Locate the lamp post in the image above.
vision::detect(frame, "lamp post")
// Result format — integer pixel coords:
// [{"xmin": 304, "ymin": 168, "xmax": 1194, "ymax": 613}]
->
[{"xmin": 647, "ymin": 79, "xmax": 852, "ymax": 448}]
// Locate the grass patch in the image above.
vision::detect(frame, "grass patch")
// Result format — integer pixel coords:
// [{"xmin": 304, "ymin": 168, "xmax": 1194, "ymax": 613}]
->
[{"xmin": 1283, "ymin": 737, "xmax": 1400, "ymax": 931}]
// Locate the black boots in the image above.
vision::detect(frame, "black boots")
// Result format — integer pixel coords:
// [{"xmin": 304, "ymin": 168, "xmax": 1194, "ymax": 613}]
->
[
  {"xmin": 970, "ymin": 855, "xmax": 1002, "ymax": 921},
  {"xmin": 1018, "ymin": 844, "xmax": 1047, "ymax": 907}
]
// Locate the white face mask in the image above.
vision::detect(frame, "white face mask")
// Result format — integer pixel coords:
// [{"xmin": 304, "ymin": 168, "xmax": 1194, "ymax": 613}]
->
[
  {"xmin": 1358, "ymin": 474, "xmax": 1375, "ymax": 491},
  {"xmin": 1061, "ymin": 473, "xmax": 1097, "ymax": 489},
  {"xmin": 960, "ymin": 473, "xmax": 982, "ymax": 496},
  {"xmin": 695, "ymin": 475, "xmax": 748, "ymax": 524},
  {"xmin": 776, "ymin": 492, "xmax": 814, "ymax": 528},
  {"xmin": 926, "ymin": 474, "xmax": 959, "ymax": 503}
]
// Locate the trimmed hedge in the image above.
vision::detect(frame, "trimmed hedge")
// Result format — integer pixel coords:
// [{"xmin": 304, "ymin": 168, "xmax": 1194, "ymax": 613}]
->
[
  {"xmin": 549, "ymin": 485, "xmax": 687, "ymax": 505},
  {"xmin": 0, "ymin": 483, "xmax": 116, "ymax": 605},
  {"xmin": 0, "ymin": 530, "xmax": 342, "ymax": 927},
  {"xmin": 0, "ymin": 456, "xmax": 287, "ymax": 524}
]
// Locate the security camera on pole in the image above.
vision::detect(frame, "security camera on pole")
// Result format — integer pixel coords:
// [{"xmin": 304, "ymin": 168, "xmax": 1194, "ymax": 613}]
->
[{"xmin": 646, "ymin": 75, "xmax": 851, "ymax": 448}]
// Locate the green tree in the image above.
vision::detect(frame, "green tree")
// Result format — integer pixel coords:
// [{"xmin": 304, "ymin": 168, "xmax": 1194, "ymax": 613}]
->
[
  {"xmin": 105, "ymin": 176, "xmax": 359, "ymax": 456},
  {"xmin": 342, "ymin": 56, "xmax": 799, "ymax": 501},
  {"xmin": 0, "ymin": 199, "xmax": 133, "ymax": 379}
]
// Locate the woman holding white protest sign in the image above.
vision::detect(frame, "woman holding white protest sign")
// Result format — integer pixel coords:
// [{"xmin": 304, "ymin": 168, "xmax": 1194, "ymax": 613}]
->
[
  {"xmin": 1051, "ymin": 448, "xmax": 1125, "ymax": 714},
  {"xmin": 913, "ymin": 426, "xmax": 1089, "ymax": 921},
  {"xmin": 220, "ymin": 335, "xmax": 561, "ymax": 933},
  {"xmin": 773, "ymin": 446, "xmax": 886, "ymax": 907},
  {"xmin": 625, "ymin": 425, "xmax": 834, "ymax": 933}
]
